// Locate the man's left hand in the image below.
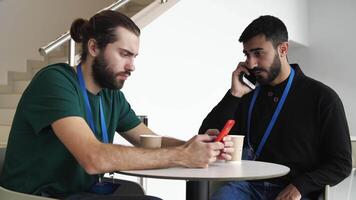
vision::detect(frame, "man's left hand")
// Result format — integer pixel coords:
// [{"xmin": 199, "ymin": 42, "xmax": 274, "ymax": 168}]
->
[
  {"xmin": 205, "ymin": 130, "xmax": 234, "ymax": 161},
  {"xmin": 275, "ymin": 184, "xmax": 302, "ymax": 200}
]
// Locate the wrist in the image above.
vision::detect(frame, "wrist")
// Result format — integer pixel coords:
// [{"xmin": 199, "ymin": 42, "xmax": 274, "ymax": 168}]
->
[
  {"xmin": 230, "ymin": 89, "xmax": 244, "ymax": 98},
  {"xmin": 170, "ymin": 145, "xmax": 188, "ymax": 167}
]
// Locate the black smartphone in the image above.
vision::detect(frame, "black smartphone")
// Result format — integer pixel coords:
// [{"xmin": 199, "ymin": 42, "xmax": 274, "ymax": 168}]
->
[{"xmin": 239, "ymin": 72, "xmax": 257, "ymax": 90}]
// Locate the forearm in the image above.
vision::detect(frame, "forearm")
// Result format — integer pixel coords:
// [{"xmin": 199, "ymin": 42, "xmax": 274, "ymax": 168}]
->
[
  {"xmin": 87, "ymin": 143, "xmax": 185, "ymax": 174},
  {"xmin": 122, "ymin": 123, "xmax": 185, "ymax": 147},
  {"xmin": 292, "ymin": 160, "xmax": 352, "ymax": 196},
  {"xmin": 86, "ymin": 134, "xmax": 223, "ymax": 174},
  {"xmin": 161, "ymin": 136, "xmax": 185, "ymax": 147}
]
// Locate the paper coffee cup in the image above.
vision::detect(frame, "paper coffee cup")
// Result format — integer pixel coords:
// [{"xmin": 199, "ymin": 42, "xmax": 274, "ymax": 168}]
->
[
  {"xmin": 228, "ymin": 135, "xmax": 245, "ymax": 162},
  {"xmin": 140, "ymin": 135, "xmax": 162, "ymax": 148}
]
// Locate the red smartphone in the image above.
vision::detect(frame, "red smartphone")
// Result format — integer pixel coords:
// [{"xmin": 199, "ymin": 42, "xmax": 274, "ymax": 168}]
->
[{"xmin": 214, "ymin": 120, "xmax": 235, "ymax": 142}]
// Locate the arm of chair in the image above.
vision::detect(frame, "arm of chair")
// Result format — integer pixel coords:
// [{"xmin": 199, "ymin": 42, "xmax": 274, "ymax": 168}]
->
[{"xmin": 324, "ymin": 168, "xmax": 355, "ymax": 200}]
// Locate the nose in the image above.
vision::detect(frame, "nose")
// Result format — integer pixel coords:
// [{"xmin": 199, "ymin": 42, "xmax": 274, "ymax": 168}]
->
[
  {"xmin": 245, "ymin": 56, "xmax": 258, "ymax": 70},
  {"xmin": 125, "ymin": 58, "xmax": 135, "ymax": 72}
]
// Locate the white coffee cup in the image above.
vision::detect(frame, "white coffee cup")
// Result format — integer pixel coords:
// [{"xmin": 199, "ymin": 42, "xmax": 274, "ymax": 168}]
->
[
  {"xmin": 140, "ymin": 135, "xmax": 162, "ymax": 149},
  {"xmin": 228, "ymin": 135, "xmax": 245, "ymax": 162}
]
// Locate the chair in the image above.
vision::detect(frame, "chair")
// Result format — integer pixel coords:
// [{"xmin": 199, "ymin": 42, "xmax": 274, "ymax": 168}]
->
[
  {"xmin": 206, "ymin": 169, "xmax": 355, "ymax": 200},
  {"xmin": 0, "ymin": 186, "xmax": 56, "ymax": 200},
  {"xmin": 324, "ymin": 168, "xmax": 355, "ymax": 200},
  {"xmin": 325, "ymin": 138, "xmax": 356, "ymax": 200},
  {"xmin": 0, "ymin": 145, "xmax": 56, "ymax": 199}
]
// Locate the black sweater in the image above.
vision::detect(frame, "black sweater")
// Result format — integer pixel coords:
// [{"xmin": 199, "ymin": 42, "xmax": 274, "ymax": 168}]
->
[{"xmin": 199, "ymin": 64, "xmax": 352, "ymax": 197}]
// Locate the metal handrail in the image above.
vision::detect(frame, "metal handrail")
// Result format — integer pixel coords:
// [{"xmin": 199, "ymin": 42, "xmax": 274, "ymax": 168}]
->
[
  {"xmin": 38, "ymin": 0, "xmax": 130, "ymax": 57},
  {"xmin": 38, "ymin": 0, "xmax": 169, "ymax": 66}
]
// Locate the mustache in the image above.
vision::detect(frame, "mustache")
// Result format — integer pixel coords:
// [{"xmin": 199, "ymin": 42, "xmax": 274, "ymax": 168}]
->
[
  {"xmin": 250, "ymin": 67, "xmax": 266, "ymax": 74},
  {"xmin": 115, "ymin": 71, "xmax": 131, "ymax": 77}
]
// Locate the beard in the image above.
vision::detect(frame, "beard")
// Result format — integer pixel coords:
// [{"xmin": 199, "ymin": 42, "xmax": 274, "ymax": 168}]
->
[
  {"xmin": 252, "ymin": 53, "xmax": 281, "ymax": 85},
  {"xmin": 92, "ymin": 52, "xmax": 125, "ymax": 90}
]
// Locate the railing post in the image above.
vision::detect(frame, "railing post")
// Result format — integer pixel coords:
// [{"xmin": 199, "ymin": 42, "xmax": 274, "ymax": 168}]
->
[
  {"xmin": 161, "ymin": 0, "xmax": 168, "ymax": 3},
  {"xmin": 68, "ymin": 39, "xmax": 76, "ymax": 66}
]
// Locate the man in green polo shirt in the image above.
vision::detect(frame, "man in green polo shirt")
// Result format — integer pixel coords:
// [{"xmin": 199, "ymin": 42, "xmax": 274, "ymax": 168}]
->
[{"xmin": 0, "ymin": 11, "xmax": 232, "ymax": 199}]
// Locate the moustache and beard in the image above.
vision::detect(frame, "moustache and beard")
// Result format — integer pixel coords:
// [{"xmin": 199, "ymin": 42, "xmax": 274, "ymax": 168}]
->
[
  {"xmin": 251, "ymin": 52, "xmax": 281, "ymax": 85},
  {"xmin": 92, "ymin": 52, "xmax": 131, "ymax": 90}
]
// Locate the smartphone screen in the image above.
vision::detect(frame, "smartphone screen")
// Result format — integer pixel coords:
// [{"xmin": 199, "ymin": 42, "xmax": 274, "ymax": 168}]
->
[
  {"xmin": 240, "ymin": 72, "xmax": 257, "ymax": 90},
  {"xmin": 214, "ymin": 120, "xmax": 235, "ymax": 142}
]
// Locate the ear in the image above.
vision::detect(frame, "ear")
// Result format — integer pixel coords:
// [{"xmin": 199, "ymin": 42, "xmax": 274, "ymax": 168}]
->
[
  {"xmin": 278, "ymin": 42, "xmax": 289, "ymax": 58},
  {"xmin": 87, "ymin": 39, "xmax": 100, "ymax": 57}
]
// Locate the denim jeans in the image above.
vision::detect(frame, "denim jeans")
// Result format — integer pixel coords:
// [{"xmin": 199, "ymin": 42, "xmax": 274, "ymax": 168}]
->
[{"xmin": 211, "ymin": 181, "xmax": 311, "ymax": 200}]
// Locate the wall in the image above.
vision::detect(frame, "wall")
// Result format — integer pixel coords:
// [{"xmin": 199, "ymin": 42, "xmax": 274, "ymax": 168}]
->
[
  {"xmin": 0, "ymin": 0, "xmax": 115, "ymax": 84},
  {"xmin": 118, "ymin": 0, "xmax": 307, "ymax": 199},
  {"xmin": 123, "ymin": 0, "xmax": 308, "ymax": 141},
  {"xmin": 289, "ymin": 0, "xmax": 356, "ymax": 137},
  {"xmin": 288, "ymin": 0, "xmax": 356, "ymax": 198}
]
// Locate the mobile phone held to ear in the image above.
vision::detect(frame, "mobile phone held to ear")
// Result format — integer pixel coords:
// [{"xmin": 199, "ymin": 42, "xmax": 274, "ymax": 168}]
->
[
  {"xmin": 214, "ymin": 120, "xmax": 236, "ymax": 142},
  {"xmin": 239, "ymin": 72, "xmax": 257, "ymax": 90}
]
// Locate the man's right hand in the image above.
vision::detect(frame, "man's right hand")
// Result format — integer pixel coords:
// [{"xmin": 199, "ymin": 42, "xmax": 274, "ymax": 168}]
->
[
  {"xmin": 231, "ymin": 62, "xmax": 253, "ymax": 97},
  {"xmin": 179, "ymin": 132, "xmax": 224, "ymax": 168}
]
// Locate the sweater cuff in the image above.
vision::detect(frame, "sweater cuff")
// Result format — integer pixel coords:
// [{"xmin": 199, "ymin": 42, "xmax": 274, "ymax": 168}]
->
[
  {"xmin": 222, "ymin": 89, "xmax": 242, "ymax": 105},
  {"xmin": 292, "ymin": 175, "xmax": 320, "ymax": 197}
]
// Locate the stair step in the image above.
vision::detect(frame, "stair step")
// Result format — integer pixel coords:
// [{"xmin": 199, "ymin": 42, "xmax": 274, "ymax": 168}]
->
[
  {"xmin": 14, "ymin": 80, "xmax": 30, "ymax": 93},
  {"xmin": 0, "ymin": 84, "xmax": 13, "ymax": 94},
  {"xmin": 0, "ymin": 94, "xmax": 22, "ymax": 108},
  {"xmin": 0, "ymin": 108, "xmax": 16, "ymax": 125},
  {"xmin": 0, "ymin": 125, "xmax": 11, "ymax": 146},
  {"xmin": 26, "ymin": 59, "xmax": 45, "ymax": 76},
  {"xmin": 46, "ymin": 57, "xmax": 69, "ymax": 66},
  {"xmin": 8, "ymin": 71, "xmax": 33, "ymax": 81}
]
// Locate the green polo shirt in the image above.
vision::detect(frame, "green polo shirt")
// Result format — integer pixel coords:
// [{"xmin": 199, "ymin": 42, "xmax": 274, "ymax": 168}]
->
[{"xmin": 0, "ymin": 63, "xmax": 141, "ymax": 197}]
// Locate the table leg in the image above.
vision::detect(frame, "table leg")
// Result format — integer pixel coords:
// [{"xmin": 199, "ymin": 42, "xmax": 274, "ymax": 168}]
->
[{"xmin": 186, "ymin": 180, "xmax": 209, "ymax": 200}]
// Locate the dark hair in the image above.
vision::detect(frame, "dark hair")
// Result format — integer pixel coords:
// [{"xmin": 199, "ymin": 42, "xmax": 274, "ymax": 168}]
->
[
  {"xmin": 239, "ymin": 15, "xmax": 288, "ymax": 48},
  {"xmin": 70, "ymin": 10, "xmax": 140, "ymax": 62}
]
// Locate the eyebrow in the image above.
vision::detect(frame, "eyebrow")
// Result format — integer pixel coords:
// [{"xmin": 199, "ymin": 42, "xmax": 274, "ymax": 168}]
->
[
  {"xmin": 119, "ymin": 48, "xmax": 138, "ymax": 57},
  {"xmin": 243, "ymin": 48, "xmax": 264, "ymax": 54}
]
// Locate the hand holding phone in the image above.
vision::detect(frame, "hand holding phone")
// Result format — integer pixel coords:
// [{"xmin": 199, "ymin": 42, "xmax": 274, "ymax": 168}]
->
[
  {"xmin": 239, "ymin": 72, "xmax": 257, "ymax": 90},
  {"xmin": 214, "ymin": 120, "xmax": 235, "ymax": 142}
]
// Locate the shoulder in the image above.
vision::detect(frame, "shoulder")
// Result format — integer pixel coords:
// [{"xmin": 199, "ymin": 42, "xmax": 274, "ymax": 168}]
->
[
  {"xmin": 33, "ymin": 63, "xmax": 75, "ymax": 81},
  {"xmin": 29, "ymin": 63, "xmax": 77, "ymax": 90},
  {"xmin": 21, "ymin": 63, "xmax": 79, "ymax": 100},
  {"xmin": 296, "ymin": 74, "xmax": 341, "ymax": 108}
]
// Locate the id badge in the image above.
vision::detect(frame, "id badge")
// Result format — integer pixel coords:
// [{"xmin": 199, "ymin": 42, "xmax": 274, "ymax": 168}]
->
[
  {"xmin": 242, "ymin": 144, "xmax": 256, "ymax": 160},
  {"xmin": 89, "ymin": 181, "xmax": 120, "ymax": 195},
  {"xmin": 89, "ymin": 174, "xmax": 120, "ymax": 195}
]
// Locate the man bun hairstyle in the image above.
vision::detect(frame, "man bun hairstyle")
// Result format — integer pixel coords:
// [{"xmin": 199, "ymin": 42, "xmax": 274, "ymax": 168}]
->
[
  {"xmin": 70, "ymin": 18, "xmax": 90, "ymax": 43},
  {"xmin": 70, "ymin": 10, "xmax": 140, "ymax": 63},
  {"xmin": 239, "ymin": 15, "xmax": 288, "ymax": 48}
]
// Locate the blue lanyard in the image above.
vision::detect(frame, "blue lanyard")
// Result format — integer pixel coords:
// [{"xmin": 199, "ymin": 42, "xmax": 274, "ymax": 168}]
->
[
  {"xmin": 247, "ymin": 67, "xmax": 295, "ymax": 159},
  {"xmin": 77, "ymin": 64, "xmax": 109, "ymax": 143}
]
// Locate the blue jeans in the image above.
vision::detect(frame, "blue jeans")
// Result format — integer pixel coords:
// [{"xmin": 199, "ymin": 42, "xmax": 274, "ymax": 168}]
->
[{"xmin": 211, "ymin": 181, "xmax": 311, "ymax": 200}]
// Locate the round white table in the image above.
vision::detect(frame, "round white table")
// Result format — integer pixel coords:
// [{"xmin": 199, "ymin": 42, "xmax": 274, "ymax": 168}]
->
[
  {"xmin": 118, "ymin": 160, "xmax": 289, "ymax": 181},
  {"xmin": 117, "ymin": 160, "xmax": 290, "ymax": 199}
]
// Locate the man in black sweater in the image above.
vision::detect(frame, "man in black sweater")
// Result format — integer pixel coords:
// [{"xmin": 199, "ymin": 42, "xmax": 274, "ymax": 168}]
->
[{"xmin": 199, "ymin": 15, "xmax": 352, "ymax": 200}]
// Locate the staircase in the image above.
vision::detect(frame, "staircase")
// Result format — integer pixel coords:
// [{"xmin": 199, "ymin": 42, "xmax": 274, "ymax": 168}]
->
[
  {"xmin": 0, "ymin": 0, "xmax": 179, "ymax": 147},
  {"xmin": 0, "ymin": 58, "xmax": 65, "ymax": 147}
]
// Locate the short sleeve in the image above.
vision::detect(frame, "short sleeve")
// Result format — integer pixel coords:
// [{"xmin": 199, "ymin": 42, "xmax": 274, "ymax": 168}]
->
[
  {"xmin": 21, "ymin": 66, "xmax": 82, "ymax": 134},
  {"xmin": 115, "ymin": 92, "xmax": 141, "ymax": 133}
]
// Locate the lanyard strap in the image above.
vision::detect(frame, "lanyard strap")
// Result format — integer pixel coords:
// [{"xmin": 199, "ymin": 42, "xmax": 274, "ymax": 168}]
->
[
  {"xmin": 77, "ymin": 64, "xmax": 109, "ymax": 143},
  {"xmin": 247, "ymin": 67, "xmax": 295, "ymax": 159}
]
